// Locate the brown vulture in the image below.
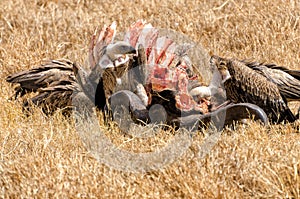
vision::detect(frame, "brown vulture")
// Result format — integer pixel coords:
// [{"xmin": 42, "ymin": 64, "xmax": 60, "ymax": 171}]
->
[
  {"xmin": 210, "ymin": 55, "xmax": 299, "ymax": 123},
  {"xmin": 6, "ymin": 22, "xmax": 136, "ymax": 115}
]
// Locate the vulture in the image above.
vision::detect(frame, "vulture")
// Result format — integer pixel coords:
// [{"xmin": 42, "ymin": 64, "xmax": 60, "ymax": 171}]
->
[
  {"xmin": 6, "ymin": 22, "xmax": 137, "ymax": 115},
  {"xmin": 210, "ymin": 55, "xmax": 298, "ymax": 123}
]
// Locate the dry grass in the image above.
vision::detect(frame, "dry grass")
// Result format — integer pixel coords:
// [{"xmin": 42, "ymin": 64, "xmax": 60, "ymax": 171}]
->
[{"xmin": 1, "ymin": 0, "xmax": 300, "ymax": 198}]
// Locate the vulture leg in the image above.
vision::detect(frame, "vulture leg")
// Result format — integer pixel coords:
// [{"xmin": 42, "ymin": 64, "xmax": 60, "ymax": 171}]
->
[{"xmin": 171, "ymin": 103, "xmax": 269, "ymax": 131}]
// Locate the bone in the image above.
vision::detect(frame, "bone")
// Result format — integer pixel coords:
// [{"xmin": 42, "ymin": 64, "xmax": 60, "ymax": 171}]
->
[
  {"xmin": 135, "ymin": 83, "xmax": 149, "ymax": 106},
  {"xmin": 189, "ymin": 86, "xmax": 211, "ymax": 98}
]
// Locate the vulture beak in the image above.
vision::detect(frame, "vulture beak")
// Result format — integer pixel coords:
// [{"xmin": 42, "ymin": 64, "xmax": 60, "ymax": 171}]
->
[{"xmin": 220, "ymin": 69, "xmax": 231, "ymax": 83}]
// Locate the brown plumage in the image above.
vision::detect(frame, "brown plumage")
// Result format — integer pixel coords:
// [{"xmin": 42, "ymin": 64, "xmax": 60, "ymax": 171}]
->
[
  {"xmin": 6, "ymin": 59, "xmax": 79, "ymax": 114},
  {"xmin": 101, "ymin": 60, "xmax": 133, "ymax": 106},
  {"xmin": 242, "ymin": 61, "xmax": 300, "ymax": 102},
  {"xmin": 210, "ymin": 55, "xmax": 296, "ymax": 123},
  {"xmin": 7, "ymin": 59, "xmax": 76, "ymax": 97}
]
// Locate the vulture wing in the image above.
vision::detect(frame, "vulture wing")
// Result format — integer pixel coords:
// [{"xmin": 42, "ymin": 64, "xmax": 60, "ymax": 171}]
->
[
  {"xmin": 244, "ymin": 61, "xmax": 300, "ymax": 102},
  {"xmin": 6, "ymin": 59, "xmax": 79, "ymax": 114}
]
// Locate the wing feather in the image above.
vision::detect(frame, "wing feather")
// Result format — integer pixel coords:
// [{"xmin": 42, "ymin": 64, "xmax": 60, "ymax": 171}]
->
[
  {"xmin": 244, "ymin": 61, "xmax": 300, "ymax": 101},
  {"xmin": 6, "ymin": 59, "xmax": 79, "ymax": 114}
]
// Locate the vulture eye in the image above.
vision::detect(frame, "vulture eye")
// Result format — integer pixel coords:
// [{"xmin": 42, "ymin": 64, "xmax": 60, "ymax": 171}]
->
[
  {"xmin": 117, "ymin": 54, "xmax": 126, "ymax": 62},
  {"xmin": 114, "ymin": 54, "xmax": 129, "ymax": 67}
]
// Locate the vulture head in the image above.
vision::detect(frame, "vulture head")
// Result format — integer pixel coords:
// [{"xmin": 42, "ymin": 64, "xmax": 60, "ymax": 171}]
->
[
  {"xmin": 89, "ymin": 41, "xmax": 137, "ymax": 110},
  {"xmin": 99, "ymin": 41, "xmax": 136, "ymax": 70},
  {"xmin": 210, "ymin": 55, "xmax": 231, "ymax": 83}
]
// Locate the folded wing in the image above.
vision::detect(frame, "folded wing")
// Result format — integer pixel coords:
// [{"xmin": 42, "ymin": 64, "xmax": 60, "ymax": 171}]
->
[
  {"xmin": 244, "ymin": 61, "xmax": 300, "ymax": 102},
  {"xmin": 6, "ymin": 59, "xmax": 79, "ymax": 114}
]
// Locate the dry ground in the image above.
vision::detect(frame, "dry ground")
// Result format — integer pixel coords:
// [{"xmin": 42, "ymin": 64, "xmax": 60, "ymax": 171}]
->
[{"xmin": 1, "ymin": 0, "xmax": 300, "ymax": 198}]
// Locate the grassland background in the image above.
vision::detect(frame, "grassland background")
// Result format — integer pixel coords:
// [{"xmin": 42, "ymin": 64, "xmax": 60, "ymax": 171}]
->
[{"xmin": 0, "ymin": 0, "xmax": 300, "ymax": 198}]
